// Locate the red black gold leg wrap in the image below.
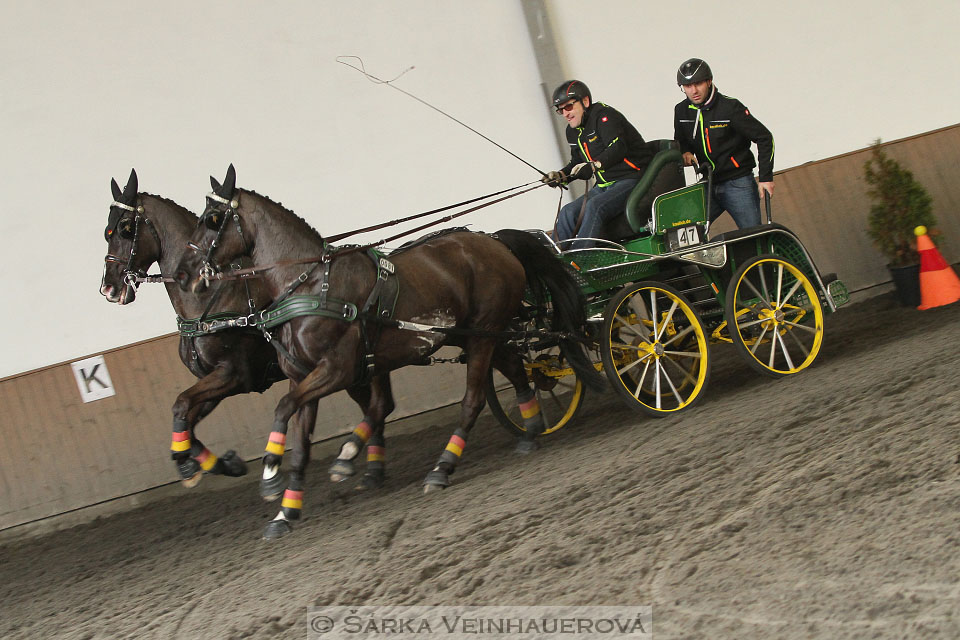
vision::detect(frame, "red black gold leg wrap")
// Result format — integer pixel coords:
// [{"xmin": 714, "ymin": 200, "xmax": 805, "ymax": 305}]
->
[
  {"xmin": 171, "ymin": 429, "xmax": 191, "ymax": 456},
  {"xmin": 516, "ymin": 388, "xmax": 544, "ymax": 432},
  {"xmin": 439, "ymin": 429, "xmax": 468, "ymax": 466},
  {"xmin": 281, "ymin": 478, "xmax": 304, "ymax": 520},
  {"xmin": 352, "ymin": 420, "xmax": 373, "ymax": 445},
  {"xmin": 366, "ymin": 437, "xmax": 385, "ymax": 474},
  {"xmin": 264, "ymin": 431, "xmax": 286, "ymax": 457},
  {"xmin": 194, "ymin": 447, "xmax": 220, "ymax": 472}
]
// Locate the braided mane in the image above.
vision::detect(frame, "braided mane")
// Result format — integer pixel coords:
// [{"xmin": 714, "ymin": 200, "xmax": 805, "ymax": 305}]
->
[
  {"xmin": 240, "ymin": 188, "xmax": 325, "ymax": 245},
  {"xmin": 141, "ymin": 192, "xmax": 198, "ymax": 223}
]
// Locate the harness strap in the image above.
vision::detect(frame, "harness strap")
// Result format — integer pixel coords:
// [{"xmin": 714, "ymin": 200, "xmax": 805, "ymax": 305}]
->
[
  {"xmin": 355, "ymin": 250, "xmax": 399, "ymax": 385},
  {"xmin": 267, "ymin": 335, "xmax": 314, "ymax": 378},
  {"xmin": 258, "ymin": 295, "xmax": 358, "ymax": 329}
]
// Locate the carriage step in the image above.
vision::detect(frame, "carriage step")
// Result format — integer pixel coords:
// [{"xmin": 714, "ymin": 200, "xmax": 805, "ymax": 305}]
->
[{"xmin": 821, "ymin": 272, "xmax": 838, "ymax": 285}]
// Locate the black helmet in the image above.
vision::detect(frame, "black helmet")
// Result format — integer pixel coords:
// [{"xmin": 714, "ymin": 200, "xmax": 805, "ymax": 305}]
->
[
  {"xmin": 677, "ymin": 58, "xmax": 712, "ymax": 85},
  {"xmin": 552, "ymin": 80, "xmax": 591, "ymax": 107}
]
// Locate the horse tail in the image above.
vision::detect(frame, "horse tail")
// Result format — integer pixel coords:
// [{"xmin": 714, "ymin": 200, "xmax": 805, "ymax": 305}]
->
[{"xmin": 492, "ymin": 229, "xmax": 606, "ymax": 392}]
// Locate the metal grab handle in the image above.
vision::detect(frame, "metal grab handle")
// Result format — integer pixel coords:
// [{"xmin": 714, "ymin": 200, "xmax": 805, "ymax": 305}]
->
[{"xmin": 764, "ymin": 190, "xmax": 773, "ymax": 224}]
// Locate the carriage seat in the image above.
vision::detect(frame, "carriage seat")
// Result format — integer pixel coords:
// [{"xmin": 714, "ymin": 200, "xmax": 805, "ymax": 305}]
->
[{"xmin": 604, "ymin": 139, "xmax": 685, "ymax": 242}]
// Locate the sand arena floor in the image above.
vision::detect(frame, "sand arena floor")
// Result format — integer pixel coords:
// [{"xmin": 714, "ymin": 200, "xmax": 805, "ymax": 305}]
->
[{"xmin": 1, "ymin": 293, "xmax": 958, "ymax": 639}]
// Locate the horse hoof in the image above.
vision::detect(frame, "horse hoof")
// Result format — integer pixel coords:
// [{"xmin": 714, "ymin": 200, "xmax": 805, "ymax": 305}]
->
[
  {"xmin": 219, "ymin": 450, "xmax": 248, "ymax": 477},
  {"xmin": 514, "ymin": 439, "xmax": 539, "ymax": 455},
  {"xmin": 358, "ymin": 472, "xmax": 385, "ymax": 491},
  {"xmin": 263, "ymin": 519, "xmax": 293, "ymax": 540},
  {"xmin": 260, "ymin": 472, "xmax": 286, "ymax": 501},
  {"xmin": 181, "ymin": 472, "xmax": 203, "ymax": 488},
  {"xmin": 423, "ymin": 483, "xmax": 447, "ymax": 494},
  {"xmin": 328, "ymin": 459, "xmax": 356, "ymax": 478}
]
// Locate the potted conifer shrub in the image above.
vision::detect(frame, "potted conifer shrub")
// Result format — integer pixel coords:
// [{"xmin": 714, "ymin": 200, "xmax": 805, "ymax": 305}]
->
[{"xmin": 864, "ymin": 139, "xmax": 936, "ymax": 306}]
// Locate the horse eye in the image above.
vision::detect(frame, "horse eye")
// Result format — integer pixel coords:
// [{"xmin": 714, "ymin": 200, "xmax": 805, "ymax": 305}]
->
[
  {"xmin": 118, "ymin": 219, "xmax": 135, "ymax": 239},
  {"xmin": 205, "ymin": 212, "xmax": 223, "ymax": 230}
]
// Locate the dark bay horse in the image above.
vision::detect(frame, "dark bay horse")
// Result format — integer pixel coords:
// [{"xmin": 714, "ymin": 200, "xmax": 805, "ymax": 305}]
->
[
  {"xmin": 175, "ymin": 165, "xmax": 603, "ymax": 539},
  {"xmin": 100, "ymin": 169, "xmax": 317, "ymax": 488}
]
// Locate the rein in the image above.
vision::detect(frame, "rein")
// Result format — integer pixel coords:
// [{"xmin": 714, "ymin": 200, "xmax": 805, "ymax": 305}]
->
[{"xmin": 200, "ymin": 181, "xmax": 546, "ymax": 282}]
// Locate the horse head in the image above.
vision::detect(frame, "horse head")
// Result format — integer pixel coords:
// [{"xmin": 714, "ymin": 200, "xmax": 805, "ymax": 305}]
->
[
  {"xmin": 176, "ymin": 164, "xmax": 256, "ymax": 293},
  {"xmin": 101, "ymin": 168, "xmax": 161, "ymax": 304}
]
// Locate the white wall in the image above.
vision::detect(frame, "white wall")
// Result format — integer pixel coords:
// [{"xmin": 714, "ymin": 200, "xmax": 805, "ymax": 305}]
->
[
  {"xmin": 0, "ymin": 1, "xmax": 565, "ymax": 378},
  {"xmin": 547, "ymin": 0, "xmax": 960, "ymax": 170}
]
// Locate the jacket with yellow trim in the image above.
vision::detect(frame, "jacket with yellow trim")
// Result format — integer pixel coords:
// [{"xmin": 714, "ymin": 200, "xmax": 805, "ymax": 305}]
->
[
  {"xmin": 561, "ymin": 102, "xmax": 653, "ymax": 186},
  {"xmin": 674, "ymin": 85, "xmax": 775, "ymax": 183}
]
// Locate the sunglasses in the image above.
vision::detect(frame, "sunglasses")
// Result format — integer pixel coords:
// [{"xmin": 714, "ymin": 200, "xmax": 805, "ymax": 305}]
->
[{"xmin": 555, "ymin": 101, "xmax": 578, "ymax": 115}]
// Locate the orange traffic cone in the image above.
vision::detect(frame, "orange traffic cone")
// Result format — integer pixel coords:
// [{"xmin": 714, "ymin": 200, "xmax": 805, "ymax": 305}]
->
[{"xmin": 915, "ymin": 226, "xmax": 960, "ymax": 310}]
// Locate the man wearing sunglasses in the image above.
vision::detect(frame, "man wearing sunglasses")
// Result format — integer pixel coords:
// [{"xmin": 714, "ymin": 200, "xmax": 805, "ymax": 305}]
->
[
  {"xmin": 542, "ymin": 80, "xmax": 653, "ymax": 248},
  {"xmin": 674, "ymin": 58, "xmax": 775, "ymax": 230}
]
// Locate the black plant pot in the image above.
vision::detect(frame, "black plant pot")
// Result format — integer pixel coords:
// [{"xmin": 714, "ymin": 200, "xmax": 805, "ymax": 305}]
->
[{"xmin": 888, "ymin": 263, "xmax": 921, "ymax": 307}]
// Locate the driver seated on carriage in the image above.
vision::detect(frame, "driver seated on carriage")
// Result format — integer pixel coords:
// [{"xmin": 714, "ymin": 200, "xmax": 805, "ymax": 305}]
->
[{"xmin": 541, "ymin": 80, "xmax": 656, "ymax": 249}]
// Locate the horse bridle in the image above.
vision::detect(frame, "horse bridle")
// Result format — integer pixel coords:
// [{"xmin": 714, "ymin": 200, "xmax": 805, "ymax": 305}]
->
[
  {"xmin": 104, "ymin": 199, "xmax": 162, "ymax": 288},
  {"xmin": 188, "ymin": 191, "xmax": 246, "ymax": 286}
]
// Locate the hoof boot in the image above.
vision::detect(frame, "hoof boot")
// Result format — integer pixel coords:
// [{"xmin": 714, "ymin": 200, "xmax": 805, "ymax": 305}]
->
[
  {"xmin": 263, "ymin": 519, "xmax": 293, "ymax": 540},
  {"xmin": 260, "ymin": 472, "xmax": 287, "ymax": 501},
  {"xmin": 177, "ymin": 458, "xmax": 202, "ymax": 487},
  {"xmin": 423, "ymin": 470, "xmax": 450, "ymax": 492},
  {"xmin": 328, "ymin": 459, "xmax": 356, "ymax": 479},
  {"xmin": 514, "ymin": 439, "xmax": 540, "ymax": 455},
  {"xmin": 358, "ymin": 472, "xmax": 385, "ymax": 491},
  {"xmin": 218, "ymin": 450, "xmax": 248, "ymax": 477}
]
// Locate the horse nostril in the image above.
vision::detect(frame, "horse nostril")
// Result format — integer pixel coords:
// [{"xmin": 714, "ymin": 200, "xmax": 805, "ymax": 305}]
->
[{"xmin": 175, "ymin": 270, "xmax": 188, "ymax": 288}]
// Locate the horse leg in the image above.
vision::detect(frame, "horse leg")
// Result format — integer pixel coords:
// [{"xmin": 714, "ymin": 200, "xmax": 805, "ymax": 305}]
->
[
  {"xmin": 491, "ymin": 344, "xmax": 546, "ymax": 454},
  {"xmin": 328, "ymin": 374, "xmax": 396, "ymax": 489},
  {"xmin": 170, "ymin": 368, "xmax": 249, "ymax": 487},
  {"xmin": 423, "ymin": 338, "xmax": 496, "ymax": 493},
  {"xmin": 327, "ymin": 382, "xmax": 373, "ymax": 482},
  {"xmin": 260, "ymin": 378, "xmax": 304, "ymax": 500},
  {"xmin": 262, "ymin": 361, "xmax": 351, "ymax": 539},
  {"xmin": 263, "ymin": 397, "xmax": 318, "ymax": 539},
  {"xmin": 360, "ymin": 375, "xmax": 395, "ymax": 490}
]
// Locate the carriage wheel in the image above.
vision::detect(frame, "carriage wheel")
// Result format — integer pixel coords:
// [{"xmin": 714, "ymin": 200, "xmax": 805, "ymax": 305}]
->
[
  {"xmin": 600, "ymin": 281, "xmax": 710, "ymax": 417},
  {"xmin": 485, "ymin": 350, "xmax": 586, "ymax": 437},
  {"xmin": 724, "ymin": 254, "xmax": 824, "ymax": 378}
]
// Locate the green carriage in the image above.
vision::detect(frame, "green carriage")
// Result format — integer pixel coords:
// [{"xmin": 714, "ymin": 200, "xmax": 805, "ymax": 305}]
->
[{"xmin": 486, "ymin": 140, "xmax": 850, "ymax": 435}]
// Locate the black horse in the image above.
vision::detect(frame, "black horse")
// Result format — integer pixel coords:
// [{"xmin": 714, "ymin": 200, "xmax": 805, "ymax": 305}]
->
[
  {"xmin": 101, "ymin": 169, "xmax": 312, "ymax": 487},
  {"xmin": 175, "ymin": 165, "xmax": 603, "ymax": 539}
]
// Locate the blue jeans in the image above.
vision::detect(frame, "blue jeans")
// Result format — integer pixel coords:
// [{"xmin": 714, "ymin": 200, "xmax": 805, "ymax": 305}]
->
[
  {"xmin": 709, "ymin": 174, "xmax": 761, "ymax": 229},
  {"xmin": 556, "ymin": 178, "xmax": 639, "ymax": 249}
]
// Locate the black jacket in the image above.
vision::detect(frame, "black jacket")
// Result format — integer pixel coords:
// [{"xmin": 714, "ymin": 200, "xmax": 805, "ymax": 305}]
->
[
  {"xmin": 674, "ymin": 85, "xmax": 775, "ymax": 183},
  {"xmin": 561, "ymin": 102, "xmax": 653, "ymax": 186}
]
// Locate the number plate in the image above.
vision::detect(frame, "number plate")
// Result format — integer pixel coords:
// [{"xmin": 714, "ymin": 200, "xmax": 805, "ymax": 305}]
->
[{"xmin": 666, "ymin": 224, "xmax": 703, "ymax": 251}]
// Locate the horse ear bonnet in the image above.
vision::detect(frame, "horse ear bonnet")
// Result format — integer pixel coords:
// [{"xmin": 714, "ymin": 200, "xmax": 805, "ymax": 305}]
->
[
  {"xmin": 219, "ymin": 164, "xmax": 236, "ymax": 199},
  {"xmin": 122, "ymin": 168, "xmax": 138, "ymax": 204},
  {"xmin": 106, "ymin": 170, "xmax": 138, "ymax": 241}
]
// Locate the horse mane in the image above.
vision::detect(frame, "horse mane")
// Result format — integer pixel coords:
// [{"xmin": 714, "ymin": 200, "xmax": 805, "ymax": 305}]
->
[
  {"xmin": 141, "ymin": 192, "xmax": 198, "ymax": 223},
  {"xmin": 241, "ymin": 188, "xmax": 325, "ymax": 244}
]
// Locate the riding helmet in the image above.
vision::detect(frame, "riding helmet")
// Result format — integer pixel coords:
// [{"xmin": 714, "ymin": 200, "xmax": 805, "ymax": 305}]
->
[
  {"xmin": 552, "ymin": 80, "xmax": 591, "ymax": 107},
  {"xmin": 677, "ymin": 58, "xmax": 713, "ymax": 85}
]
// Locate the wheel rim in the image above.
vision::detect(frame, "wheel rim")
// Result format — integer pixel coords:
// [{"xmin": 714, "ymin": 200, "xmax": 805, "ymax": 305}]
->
[
  {"xmin": 605, "ymin": 285, "xmax": 709, "ymax": 414},
  {"xmin": 730, "ymin": 258, "xmax": 824, "ymax": 375}
]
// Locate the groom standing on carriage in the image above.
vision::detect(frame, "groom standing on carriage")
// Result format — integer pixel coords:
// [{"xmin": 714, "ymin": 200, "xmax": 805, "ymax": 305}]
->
[{"xmin": 541, "ymin": 80, "xmax": 654, "ymax": 248}]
